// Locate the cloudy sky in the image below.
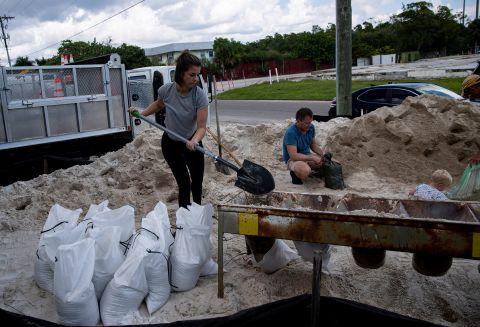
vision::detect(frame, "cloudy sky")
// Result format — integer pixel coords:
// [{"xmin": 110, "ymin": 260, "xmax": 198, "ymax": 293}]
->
[{"xmin": 0, "ymin": 0, "xmax": 476, "ymax": 65}]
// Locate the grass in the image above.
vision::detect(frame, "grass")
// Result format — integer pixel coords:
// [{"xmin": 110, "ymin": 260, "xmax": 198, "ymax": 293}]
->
[{"xmin": 217, "ymin": 77, "xmax": 465, "ymax": 100}]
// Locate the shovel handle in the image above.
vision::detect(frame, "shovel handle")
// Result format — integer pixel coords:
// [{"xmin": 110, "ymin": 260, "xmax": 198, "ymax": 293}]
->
[{"xmin": 130, "ymin": 111, "xmax": 240, "ymax": 172}]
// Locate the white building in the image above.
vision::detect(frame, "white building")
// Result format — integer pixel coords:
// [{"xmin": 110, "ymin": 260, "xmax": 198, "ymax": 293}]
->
[
  {"xmin": 372, "ymin": 54, "xmax": 396, "ymax": 65},
  {"xmin": 144, "ymin": 41, "xmax": 214, "ymax": 65}
]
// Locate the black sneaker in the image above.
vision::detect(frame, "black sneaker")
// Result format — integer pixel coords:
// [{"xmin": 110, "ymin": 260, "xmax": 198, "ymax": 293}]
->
[{"xmin": 290, "ymin": 171, "xmax": 303, "ymax": 185}]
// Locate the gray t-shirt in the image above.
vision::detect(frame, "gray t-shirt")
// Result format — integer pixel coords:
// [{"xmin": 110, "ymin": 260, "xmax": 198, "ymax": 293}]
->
[{"xmin": 158, "ymin": 82, "xmax": 208, "ymax": 141}]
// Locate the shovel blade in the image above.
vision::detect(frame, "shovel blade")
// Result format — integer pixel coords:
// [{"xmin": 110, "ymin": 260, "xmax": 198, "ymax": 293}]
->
[{"xmin": 234, "ymin": 160, "xmax": 275, "ymax": 195}]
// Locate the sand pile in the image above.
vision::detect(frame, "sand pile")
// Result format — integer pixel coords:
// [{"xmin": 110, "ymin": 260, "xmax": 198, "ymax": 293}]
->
[
  {"xmin": 325, "ymin": 95, "xmax": 480, "ymax": 183},
  {"xmin": 1, "ymin": 95, "xmax": 479, "ymax": 326}
]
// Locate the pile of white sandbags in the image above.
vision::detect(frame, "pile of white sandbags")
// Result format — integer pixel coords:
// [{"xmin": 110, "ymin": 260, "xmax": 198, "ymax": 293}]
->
[{"xmin": 33, "ymin": 201, "xmax": 217, "ymax": 326}]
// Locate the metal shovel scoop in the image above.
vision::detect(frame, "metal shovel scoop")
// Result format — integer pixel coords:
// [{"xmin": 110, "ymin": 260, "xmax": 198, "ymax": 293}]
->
[{"xmin": 131, "ymin": 112, "xmax": 275, "ymax": 195}]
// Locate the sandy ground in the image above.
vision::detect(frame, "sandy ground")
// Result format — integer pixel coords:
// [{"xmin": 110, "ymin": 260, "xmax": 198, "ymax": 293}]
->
[{"xmin": 1, "ymin": 95, "xmax": 480, "ymax": 326}]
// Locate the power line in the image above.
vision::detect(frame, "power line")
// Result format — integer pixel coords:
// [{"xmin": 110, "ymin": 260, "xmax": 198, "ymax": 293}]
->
[{"xmin": 26, "ymin": 0, "xmax": 146, "ymax": 57}]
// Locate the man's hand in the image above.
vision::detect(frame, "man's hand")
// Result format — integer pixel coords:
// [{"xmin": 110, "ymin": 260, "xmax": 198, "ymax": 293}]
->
[
  {"xmin": 469, "ymin": 153, "xmax": 480, "ymax": 165},
  {"xmin": 311, "ymin": 153, "xmax": 324, "ymax": 165}
]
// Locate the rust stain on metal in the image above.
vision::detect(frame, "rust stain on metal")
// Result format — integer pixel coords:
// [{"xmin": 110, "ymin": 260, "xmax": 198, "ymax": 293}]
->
[{"xmin": 216, "ymin": 192, "xmax": 480, "ymax": 258}]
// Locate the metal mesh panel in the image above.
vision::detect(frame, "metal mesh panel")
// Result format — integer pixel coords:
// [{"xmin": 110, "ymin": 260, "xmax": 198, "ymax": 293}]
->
[
  {"xmin": 109, "ymin": 68, "xmax": 126, "ymax": 127},
  {"xmin": 6, "ymin": 69, "xmax": 42, "ymax": 101},
  {"xmin": 129, "ymin": 80, "xmax": 154, "ymax": 109},
  {"xmin": 77, "ymin": 67, "xmax": 104, "ymax": 95},
  {"xmin": 42, "ymin": 68, "xmax": 75, "ymax": 98},
  {"xmin": 110, "ymin": 68, "xmax": 123, "ymax": 96}
]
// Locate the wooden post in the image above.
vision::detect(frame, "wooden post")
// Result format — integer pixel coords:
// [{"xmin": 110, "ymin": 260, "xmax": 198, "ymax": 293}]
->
[
  {"xmin": 217, "ymin": 208, "xmax": 224, "ymax": 298},
  {"xmin": 311, "ymin": 250, "xmax": 323, "ymax": 327},
  {"xmin": 335, "ymin": 0, "xmax": 352, "ymax": 116}
]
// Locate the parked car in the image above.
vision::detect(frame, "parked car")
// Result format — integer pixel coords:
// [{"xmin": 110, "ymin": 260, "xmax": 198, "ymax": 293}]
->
[{"xmin": 329, "ymin": 83, "xmax": 464, "ymax": 117}]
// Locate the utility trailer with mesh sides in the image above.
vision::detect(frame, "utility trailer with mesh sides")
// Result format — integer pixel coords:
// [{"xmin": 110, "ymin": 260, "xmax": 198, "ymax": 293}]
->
[
  {"xmin": 0, "ymin": 54, "xmax": 133, "ymax": 186},
  {"xmin": 215, "ymin": 191, "xmax": 480, "ymax": 297}
]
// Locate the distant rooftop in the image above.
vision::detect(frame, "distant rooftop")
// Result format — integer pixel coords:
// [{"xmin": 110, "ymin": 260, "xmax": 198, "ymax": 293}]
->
[{"xmin": 145, "ymin": 41, "xmax": 213, "ymax": 56}]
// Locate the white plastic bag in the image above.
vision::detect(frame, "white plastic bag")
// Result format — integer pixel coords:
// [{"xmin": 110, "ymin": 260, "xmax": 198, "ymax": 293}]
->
[
  {"xmin": 89, "ymin": 226, "xmax": 125, "ymax": 300},
  {"xmin": 100, "ymin": 236, "xmax": 148, "ymax": 326},
  {"xmin": 54, "ymin": 238, "xmax": 99, "ymax": 326},
  {"xmin": 92, "ymin": 205, "xmax": 135, "ymax": 244},
  {"xmin": 256, "ymin": 239, "xmax": 300, "ymax": 274},
  {"xmin": 34, "ymin": 204, "xmax": 82, "ymax": 293},
  {"xmin": 293, "ymin": 241, "xmax": 331, "ymax": 270},
  {"xmin": 84, "ymin": 200, "xmax": 110, "ymax": 220},
  {"xmin": 200, "ymin": 257, "xmax": 218, "ymax": 276},
  {"xmin": 34, "ymin": 245, "xmax": 55, "ymax": 293},
  {"xmin": 170, "ymin": 203, "xmax": 213, "ymax": 292},
  {"xmin": 142, "ymin": 202, "xmax": 174, "ymax": 314}
]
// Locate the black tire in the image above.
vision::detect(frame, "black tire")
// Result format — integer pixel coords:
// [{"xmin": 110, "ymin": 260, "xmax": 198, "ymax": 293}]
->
[
  {"xmin": 328, "ymin": 107, "xmax": 336, "ymax": 117},
  {"xmin": 352, "ymin": 107, "xmax": 361, "ymax": 117}
]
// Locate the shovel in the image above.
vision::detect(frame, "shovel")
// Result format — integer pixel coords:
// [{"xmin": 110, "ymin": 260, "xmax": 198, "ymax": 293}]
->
[
  {"xmin": 130, "ymin": 112, "xmax": 275, "ymax": 195},
  {"xmin": 211, "ymin": 75, "xmax": 231, "ymax": 175}
]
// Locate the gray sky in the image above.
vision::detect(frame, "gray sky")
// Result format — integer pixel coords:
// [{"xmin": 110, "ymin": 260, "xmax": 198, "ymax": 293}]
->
[{"xmin": 0, "ymin": 0, "xmax": 476, "ymax": 65}]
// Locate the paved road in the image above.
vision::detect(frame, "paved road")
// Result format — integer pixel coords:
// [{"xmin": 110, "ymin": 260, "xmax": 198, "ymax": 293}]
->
[{"xmin": 211, "ymin": 100, "xmax": 331, "ymax": 124}]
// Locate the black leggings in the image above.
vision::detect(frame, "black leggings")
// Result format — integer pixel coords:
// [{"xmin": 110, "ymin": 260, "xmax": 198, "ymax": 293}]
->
[{"xmin": 161, "ymin": 132, "xmax": 204, "ymax": 208}]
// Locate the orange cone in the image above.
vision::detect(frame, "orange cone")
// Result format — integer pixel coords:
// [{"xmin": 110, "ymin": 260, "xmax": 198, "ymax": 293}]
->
[{"xmin": 53, "ymin": 76, "xmax": 64, "ymax": 97}]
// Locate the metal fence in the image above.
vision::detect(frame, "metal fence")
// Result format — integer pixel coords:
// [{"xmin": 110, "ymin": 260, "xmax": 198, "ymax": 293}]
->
[{"xmin": 0, "ymin": 64, "xmax": 130, "ymax": 149}]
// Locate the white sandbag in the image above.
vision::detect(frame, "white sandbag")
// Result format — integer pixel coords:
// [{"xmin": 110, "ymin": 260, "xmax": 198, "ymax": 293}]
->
[
  {"xmin": 66, "ymin": 200, "xmax": 111, "ymax": 244},
  {"xmin": 43, "ymin": 204, "xmax": 83, "ymax": 262},
  {"xmin": 144, "ymin": 201, "xmax": 172, "ymax": 236},
  {"xmin": 293, "ymin": 241, "xmax": 331, "ymax": 269},
  {"xmin": 92, "ymin": 205, "xmax": 135, "ymax": 244},
  {"xmin": 142, "ymin": 202, "xmax": 174, "ymax": 314},
  {"xmin": 100, "ymin": 237, "xmax": 148, "ymax": 326},
  {"xmin": 34, "ymin": 245, "xmax": 55, "ymax": 293},
  {"xmin": 256, "ymin": 239, "xmax": 300, "ymax": 274},
  {"xmin": 84, "ymin": 200, "xmax": 110, "ymax": 220},
  {"xmin": 89, "ymin": 226, "xmax": 125, "ymax": 300},
  {"xmin": 200, "ymin": 257, "xmax": 218, "ymax": 276},
  {"xmin": 54, "ymin": 238, "xmax": 99, "ymax": 326},
  {"xmin": 34, "ymin": 204, "xmax": 82, "ymax": 293},
  {"xmin": 170, "ymin": 203, "xmax": 213, "ymax": 292}
]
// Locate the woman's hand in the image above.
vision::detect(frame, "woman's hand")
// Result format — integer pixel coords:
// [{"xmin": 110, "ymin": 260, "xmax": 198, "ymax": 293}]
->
[
  {"xmin": 128, "ymin": 107, "xmax": 139, "ymax": 115},
  {"xmin": 186, "ymin": 139, "xmax": 197, "ymax": 151}
]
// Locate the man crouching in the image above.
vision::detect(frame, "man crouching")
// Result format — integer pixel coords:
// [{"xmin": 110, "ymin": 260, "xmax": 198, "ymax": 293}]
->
[{"xmin": 282, "ymin": 107, "xmax": 324, "ymax": 185}]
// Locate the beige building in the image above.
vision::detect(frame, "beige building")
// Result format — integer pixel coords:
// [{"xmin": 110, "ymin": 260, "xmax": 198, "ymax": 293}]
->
[{"xmin": 144, "ymin": 41, "xmax": 214, "ymax": 65}]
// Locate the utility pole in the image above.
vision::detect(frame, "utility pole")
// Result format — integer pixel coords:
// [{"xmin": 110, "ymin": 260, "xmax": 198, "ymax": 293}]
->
[
  {"xmin": 477, "ymin": 0, "xmax": 479, "ymax": 20},
  {"xmin": 462, "ymin": 0, "xmax": 466, "ymax": 25},
  {"xmin": 335, "ymin": 0, "xmax": 352, "ymax": 116},
  {"xmin": 0, "ymin": 15, "xmax": 14, "ymax": 67}
]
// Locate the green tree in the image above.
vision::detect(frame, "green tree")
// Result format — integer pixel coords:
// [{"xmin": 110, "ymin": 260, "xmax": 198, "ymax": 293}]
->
[
  {"xmin": 45, "ymin": 39, "xmax": 151, "ymax": 69},
  {"xmin": 213, "ymin": 38, "xmax": 245, "ymax": 75},
  {"xmin": 14, "ymin": 56, "xmax": 33, "ymax": 66},
  {"xmin": 467, "ymin": 19, "xmax": 480, "ymax": 52},
  {"xmin": 115, "ymin": 43, "xmax": 151, "ymax": 69},
  {"xmin": 390, "ymin": 1, "xmax": 466, "ymax": 55},
  {"xmin": 35, "ymin": 57, "xmax": 48, "ymax": 65}
]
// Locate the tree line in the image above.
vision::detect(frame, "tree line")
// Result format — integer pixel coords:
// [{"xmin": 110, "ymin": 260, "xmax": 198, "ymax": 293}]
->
[
  {"xmin": 212, "ymin": 1, "xmax": 480, "ymax": 73},
  {"xmin": 13, "ymin": 1, "xmax": 480, "ymax": 71}
]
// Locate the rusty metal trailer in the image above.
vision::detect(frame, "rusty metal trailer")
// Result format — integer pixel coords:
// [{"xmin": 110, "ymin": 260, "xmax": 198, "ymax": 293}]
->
[{"xmin": 215, "ymin": 191, "xmax": 480, "ymax": 297}]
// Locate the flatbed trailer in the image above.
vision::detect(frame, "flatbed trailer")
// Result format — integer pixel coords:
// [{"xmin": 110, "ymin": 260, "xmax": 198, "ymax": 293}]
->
[
  {"xmin": 215, "ymin": 191, "xmax": 480, "ymax": 297},
  {"xmin": 0, "ymin": 56, "xmax": 133, "ymax": 185}
]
